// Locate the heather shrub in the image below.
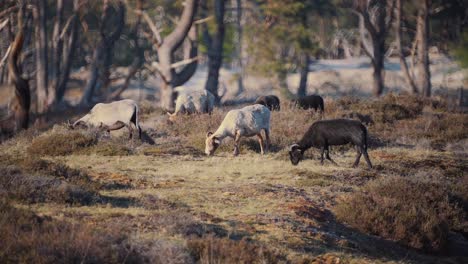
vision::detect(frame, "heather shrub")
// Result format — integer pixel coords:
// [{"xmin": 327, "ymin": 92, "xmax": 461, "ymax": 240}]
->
[
  {"xmin": 28, "ymin": 131, "xmax": 97, "ymax": 156},
  {"xmin": 335, "ymin": 176, "xmax": 463, "ymax": 252},
  {"xmin": 187, "ymin": 236, "xmax": 285, "ymax": 264},
  {"xmin": 0, "ymin": 199, "xmax": 143, "ymax": 263},
  {"xmin": 0, "ymin": 167, "xmax": 98, "ymax": 205}
]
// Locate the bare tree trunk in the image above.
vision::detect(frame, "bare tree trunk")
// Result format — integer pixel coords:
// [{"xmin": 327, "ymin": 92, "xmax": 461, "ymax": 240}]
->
[
  {"xmin": 352, "ymin": 0, "xmax": 395, "ymax": 97},
  {"xmin": 297, "ymin": 53, "xmax": 309, "ymax": 97},
  {"xmin": 7, "ymin": 5, "xmax": 30, "ymax": 131},
  {"xmin": 234, "ymin": 0, "xmax": 244, "ymax": 96},
  {"xmin": 81, "ymin": 0, "xmax": 125, "ymax": 105},
  {"xmin": 109, "ymin": 0, "xmax": 143, "ymax": 100},
  {"xmin": 395, "ymin": 0, "xmax": 418, "ymax": 94},
  {"xmin": 372, "ymin": 37, "xmax": 385, "ymax": 96},
  {"xmin": 203, "ymin": 0, "xmax": 225, "ymax": 105},
  {"xmin": 49, "ymin": 0, "xmax": 63, "ymax": 103},
  {"xmin": 32, "ymin": 0, "xmax": 48, "ymax": 115},
  {"xmin": 416, "ymin": 0, "xmax": 431, "ymax": 97},
  {"xmin": 156, "ymin": 0, "xmax": 198, "ymax": 110},
  {"xmin": 54, "ymin": 1, "xmax": 79, "ymax": 105}
]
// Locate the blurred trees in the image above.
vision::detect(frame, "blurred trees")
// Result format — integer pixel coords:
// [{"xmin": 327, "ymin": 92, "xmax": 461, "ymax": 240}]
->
[
  {"xmin": 202, "ymin": 0, "xmax": 225, "ymax": 104},
  {"xmin": 245, "ymin": 0, "xmax": 335, "ymax": 99},
  {"xmin": 81, "ymin": 0, "xmax": 125, "ymax": 105},
  {"xmin": 342, "ymin": 0, "xmax": 396, "ymax": 97},
  {"xmin": 0, "ymin": 0, "xmax": 467, "ymax": 135},
  {"xmin": 0, "ymin": 3, "xmax": 30, "ymax": 132}
]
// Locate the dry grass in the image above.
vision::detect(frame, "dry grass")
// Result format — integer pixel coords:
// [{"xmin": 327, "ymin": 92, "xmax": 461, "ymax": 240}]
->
[
  {"xmin": 0, "ymin": 199, "xmax": 144, "ymax": 263},
  {"xmin": 335, "ymin": 176, "xmax": 464, "ymax": 253},
  {"xmin": 187, "ymin": 236, "xmax": 285, "ymax": 264},
  {"xmin": 0, "ymin": 94, "xmax": 467, "ymax": 263},
  {"xmin": 28, "ymin": 130, "xmax": 97, "ymax": 156}
]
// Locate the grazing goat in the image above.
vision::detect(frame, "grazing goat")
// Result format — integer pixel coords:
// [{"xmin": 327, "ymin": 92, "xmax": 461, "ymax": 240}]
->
[
  {"xmin": 292, "ymin": 95, "xmax": 324, "ymax": 113},
  {"xmin": 70, "ymin": 99, "xmax": 141, "ymax": 139},
  {"xmin": 342, "ymin": 112, "xmax": 374, "ymax": 126},
  {"xmin": 254, "ymin": 95, "xmax": 281, "ymax": 111},
  {"xmin": 205, "ymin": 104, "xmax": 270, "ymax": 156},
  {"xmin": 289, "ymin": 119, "xmax": 372, "ymax": 168},
  {"xmin": 168, "ymin": 89, "xmax": 215, "ymax": 122}
]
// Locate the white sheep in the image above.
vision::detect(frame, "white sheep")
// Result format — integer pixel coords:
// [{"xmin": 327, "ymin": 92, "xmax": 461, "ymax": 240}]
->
[
  {"xmin": 71, "ymin": 99, "xmax": 142, "ymax": 139},
  {"xmin": 205, "ymin": 104, "xmax": 271, "ymax": 156},
  {"xmin": 167, "ymin": 88, "xmax": 215, "ymax": 121}
]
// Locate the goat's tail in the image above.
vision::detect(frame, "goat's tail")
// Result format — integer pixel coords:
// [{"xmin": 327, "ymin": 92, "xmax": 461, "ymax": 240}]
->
[
  {"xmin": 362, "ymin": 125, "xmax": 369, "ymax": 151},
  {"xmin": 132, "ymin": 104, "xmax": 142, "ymax": 139}
]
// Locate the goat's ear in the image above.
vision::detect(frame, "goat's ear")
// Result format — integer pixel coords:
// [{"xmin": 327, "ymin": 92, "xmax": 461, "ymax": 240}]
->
[
  {"xmin": 206, "ymin": 132, "xmax": 213, "ymax": 138},
  {"xmin": 166, "ymin": 112, "xmax": 172, "ymax": 116}
]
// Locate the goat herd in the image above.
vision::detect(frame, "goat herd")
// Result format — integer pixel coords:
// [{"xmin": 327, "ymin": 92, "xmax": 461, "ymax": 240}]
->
[{"xmin": 69, "ymin": 89, "xmax": 373, "ymax": 169}]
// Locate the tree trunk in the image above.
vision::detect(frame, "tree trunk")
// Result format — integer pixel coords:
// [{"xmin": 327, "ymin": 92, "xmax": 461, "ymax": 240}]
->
[
  {"xmin": 32, "ymin": 0, "xmax": 48, "ymax": 115},
  {"xmin": 8, "ymin": 5, "xmax": 30, "ymax": 131},
  {"xmin": 204, "ymin": 0, "xmax": 225, "ymax": 105},
  {"xmin": 81, "ymin": 0, "xmax": 125, "ymax": 105},
  {"xmin": 109, "ymin": 0, "xmax": 143, "ymax": 100},
  {"xmin": 354, "ymin": 0, "xmax": 392, "ymax": 97},
  {"xmin": 395, "ymin": 0, "xmax": 418, "ymax": 94},
  {"xmin": 416, "ymin": 0, "xmax": 431, "ymax": 97},
  {"xmin": 156, "ymin": 0, "xmax": 198, "ymax": 110},
  {"xmin": 297, "ymin": 53, "xmax": 309, "ymax": 97},
  {"xmin": 54, "ymin": 2, "xmax": 79, "ymax": 105},
  {"xmin": 372, "ymin": 36, "xmax": 385, "ymax": 96},
  {"xmin": 234, "ymin": 0, "xmax": 244, "ymax": 96},
  {"xmin": 49, "ymin": 0, "xmax": 63, "ymax": 104}
]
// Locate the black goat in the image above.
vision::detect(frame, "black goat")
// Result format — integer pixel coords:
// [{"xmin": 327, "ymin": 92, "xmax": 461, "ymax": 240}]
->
[
  {"xmin": 288, "ymin": 119, "xmax": 372, "ymax": 168},
  {"xmin": 291, "ymin": 95, "xmax": 324, "ymax": 113},
  {"xmin": 342, "ymin": 112, "xmax": 374, "ymax": 126},
  {"xmin": 254, "ymin": 95, "xmax": 281, "ymax": 111}
]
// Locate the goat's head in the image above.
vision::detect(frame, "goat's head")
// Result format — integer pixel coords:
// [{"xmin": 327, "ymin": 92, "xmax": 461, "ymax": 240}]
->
[
  {"xmin": 288, "ymin": 143, "xmax": 303, "ymax": 165},
  {"xmin": 205, "ymin": 132, "xmax": 221, "ymax": 156}
]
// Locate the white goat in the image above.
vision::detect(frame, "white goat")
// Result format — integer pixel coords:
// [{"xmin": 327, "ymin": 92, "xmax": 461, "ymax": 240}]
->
[
  {"xmin": 205, "ymin": 104, "xmax": 271, "ymax": 156},
  {"xmin": 71, "ymin": 99, "xmax": 141, "ymax": 139},
  {"xmin": 168, "ymin": 89, "xmax": 215, "ymax": 121}
]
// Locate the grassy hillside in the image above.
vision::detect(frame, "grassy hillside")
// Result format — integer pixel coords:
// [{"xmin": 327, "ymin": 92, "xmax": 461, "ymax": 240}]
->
[{"xmin": 0, "ymin": 94, "xmax": 467, "ymax": 263}]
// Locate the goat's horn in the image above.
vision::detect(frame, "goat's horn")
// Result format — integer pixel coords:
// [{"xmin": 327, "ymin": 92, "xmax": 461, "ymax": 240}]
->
[{"xmin": 289, "ymin": 144, "xmax": 300, "ymax": 151}]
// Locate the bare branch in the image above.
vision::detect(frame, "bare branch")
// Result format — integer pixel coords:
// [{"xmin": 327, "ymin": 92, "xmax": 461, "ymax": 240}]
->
[
  {"xmin": 0, "ymin": 18, "xmax": 9, "ymax": 32},
  {"xmin": 194, "ymin": 16, "xmax": 213, "ymax": 24},
  {"xmin": 0, "ymin": 6, "xmax": 18, "ymax": 19},
  {"xmin": 138, "ymin": 10, "xmax": 162, "ymax": 46},
  {"xmin": 359, "ymin": 15, "xmax": 374, "ymax": 57},
  {"xmin": 59, "ymin": 14, "xmax": 76, "ymax": 40},
  {"xmin": 171, "ymin": 56, "xmax": 200, "ymax": 69},
  {"xmin": 0, "ymin": 44, "xmax": 11, "ymax": 67}
]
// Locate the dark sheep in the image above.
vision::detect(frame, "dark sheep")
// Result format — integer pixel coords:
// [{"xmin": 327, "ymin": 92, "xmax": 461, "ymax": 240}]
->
[
  {"xmin": 291, "ymin": 95, "xmax": 324, "ymax": 113},
  {"xmin": 288, "ymin": 119, "xmax": 373, "ymax": 168},
  {"xmin": 342, "ymin": 112, "xmax": 374, "ymax": 126},
  {"xmin": 254, "ymin": 95, "xmax": 281, "ymax": 111}
]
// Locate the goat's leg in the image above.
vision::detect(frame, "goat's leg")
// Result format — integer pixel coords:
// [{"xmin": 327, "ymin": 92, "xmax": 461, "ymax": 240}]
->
[
  {"xmin": 103, "ymin": 121, "xmax": 126, "ymax": 138},
  {"xmin": 264, "ymin": 129, "xmax": 270, "ymax": 153},
  {"xmin": 129, "ymin": 120, "xmax": 142, "ymax": 140},
  {"xmin": 352, "ymin": 146, "xmax": 362, "ymax": 168},
  {"xmin": 256, "ymin": 133, "xmax": 265, "ymax": 155},
  {"xmin": 106, "ymin": 121, "xmax": 126, "ymax": 131},
  {"xmin": 361, "ymin": 146, "xmax": 373, "ymax": 169},
  {"xmin": 233, "ymin": 131, "xmax": 241, "ymax": 156},
  {"xmin": 320, "ymin": 146, "xmax": 325, "ymax": 165},
  {"xmin": 137, "ymin": 125, "xmax": 142, "ymax": 139},
  {"xmin": 127, "ymin": 124, "xmax": 134, "ymax": 139},
  {"xmin": 325, "ymin": 147, "xmax": 338, "ymax": 165}
]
